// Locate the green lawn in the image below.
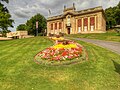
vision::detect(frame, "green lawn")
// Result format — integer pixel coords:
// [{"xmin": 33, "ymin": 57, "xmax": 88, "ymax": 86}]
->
[
  {"xmin": 0, "ymin": 37, "xmax": 120, "ymax": 90},
  {"xmin": 66, "ymin": 30, "xmax": 120, "ymax": 42}
]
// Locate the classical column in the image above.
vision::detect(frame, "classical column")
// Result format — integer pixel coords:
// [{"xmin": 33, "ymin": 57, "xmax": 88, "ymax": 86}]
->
[
  {"xmin": 62, "ymin": 20, "xmax": 64, "ymax": 33},
  {"xmin": 53, "ymin": 23, "xmax": 55, "ymax": 34},
  {"xmin": 47, "ymin": 22, "xmax": 49, "ymax": 36},
  {"xmin": 76, "ymin": 19, "xmax": 78, "ymax": 34},
  {"xmin": 57, "ymin": 22, "xmax": 59, "ymax": 34},
  {"xmin": 95, "ymin": 16, "xmax": 97, "ymax": 30},
  {"xmin": 88, "ymin": 17, "xmax": 90, "ymax": 31},
  {"xmin": 73, "ymin": 17, "xmax": 75, "ymax": 34},
  {"xmin": 82, "ymin": 18, "xmax": 84, "ymax": 32},
  {"xmin": 98, "ymin": 12, "xmax": 102, "ymax": 31}
]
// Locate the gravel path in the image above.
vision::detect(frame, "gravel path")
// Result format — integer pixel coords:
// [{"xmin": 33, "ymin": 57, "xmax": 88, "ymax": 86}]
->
[{"xmin": 72, "ymin": 38, "xmax": 120, "ymax": 55}]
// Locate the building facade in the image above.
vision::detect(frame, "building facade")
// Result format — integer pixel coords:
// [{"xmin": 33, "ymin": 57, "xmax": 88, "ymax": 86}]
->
[
  {"xmin": 47, "ymin": 5, "xmax": 106, "ymax": 35},
  {"xmin": 7, "ymin": 31, "xmax": 28, "ymax": 39}
]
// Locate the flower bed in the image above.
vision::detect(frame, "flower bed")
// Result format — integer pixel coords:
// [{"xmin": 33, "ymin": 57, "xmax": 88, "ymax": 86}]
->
[
  {"xmin": 51, "ymin": 37, "xmax": 64, "ymax": 41},
  {"xmin": 35, "ymin": 39, "xmax": 87, "ymax": 66}
]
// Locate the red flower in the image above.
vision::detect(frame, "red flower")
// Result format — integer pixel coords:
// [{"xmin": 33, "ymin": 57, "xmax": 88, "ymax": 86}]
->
[{"xmin": 62, "ymin": 51, "xmax": 68, "ymax": 56}]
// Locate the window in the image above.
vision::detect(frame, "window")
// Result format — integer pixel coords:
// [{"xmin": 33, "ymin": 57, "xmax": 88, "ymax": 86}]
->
[
  {"xmin": 55, "ymin": 23, "xmax": 57, "ymax": 30},
  {"xmin": 78, "ymin": 19, "xmax": 82, "ymax": 27},
  {"xmin": 59, "ymin": 22, "xmax": 62, "ymax": 29},
  {"xmin": 90, "ymin": 17, "xmax": 95, "ymax": 26},
  {"xmin": 67, "ymin": 16, "xmax": 70, "ymax": 25},
  {"xmin": 84, "ymin": 18, "xmax": 88, "ymax": 26},
  {"xmin": 51, "ymin": 23, "xmax": 53, "ymax": 30}
]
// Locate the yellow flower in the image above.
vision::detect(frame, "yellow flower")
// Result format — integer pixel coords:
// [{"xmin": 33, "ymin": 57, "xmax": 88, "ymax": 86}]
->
[
  {"xmin": 53, "ymin": 44, "xmax": 77, "ymax": 49},
  {"xmin": 52, "ymin": 37, "xmax": 64, "ymax": 41}
]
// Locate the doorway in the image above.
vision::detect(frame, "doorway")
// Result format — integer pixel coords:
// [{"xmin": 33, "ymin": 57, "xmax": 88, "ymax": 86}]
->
[{"xmin": 67, "ymin": 28, "xmax": 70, "ymax": 34}]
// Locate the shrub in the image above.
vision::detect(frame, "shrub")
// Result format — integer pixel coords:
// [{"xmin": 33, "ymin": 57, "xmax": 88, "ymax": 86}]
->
[{"xmin": 59, "ymin": 32, "xmax": 65, "ymax": 37}]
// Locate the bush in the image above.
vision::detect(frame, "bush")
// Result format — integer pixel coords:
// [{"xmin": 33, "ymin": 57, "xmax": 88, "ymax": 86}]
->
[
  {"xmin": 56, "ymin": 35, "xmax": 60, "ymax": 38},
  {"xmin": 48, "ymin": 33, "xmax": 55, "ymax": 37},
  {"xmin": 38, "ymin": 33, "xmax": 43, "ymax": 36},
  {"xmin": 59, "ymin": 32, "xmax": 65, "ymax": 37}
]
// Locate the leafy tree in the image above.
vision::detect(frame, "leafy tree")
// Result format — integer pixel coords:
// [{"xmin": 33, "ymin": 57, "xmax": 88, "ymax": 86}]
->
[
  {"xmin": 17, "ymin": 24, "xmax": 27, "ymax": 31},
  {"xmin": 26, "ymin": 13, "xmax": 47, "ymax": 35},
  {"xmin": 0, "ymin": 0, "xmax": 9, "ymax": 3},
  {"xmin": 114, "ymin": 2, "xmax": 120, "ymax": 25},
  {"xmin": 114, "ymin": 9, "xmax": 120, "ymax": 25},
  {"xmin": 105, "ymin": 7, "xmax": 116, "ymax": 29},
  {"xmin": 117, "ymin": 1, "xmax": 120, "ymax": 9},
  {"xmin": 105, "ymin": 1, "xmax": 120, "ymax": 29},
  {"xmin": 0, "ymin": 0, "xmax": 14, "ymax": 32},
  {"xmin": 0, "ymin": 29, "xmax": 11, "ymax": 37}
]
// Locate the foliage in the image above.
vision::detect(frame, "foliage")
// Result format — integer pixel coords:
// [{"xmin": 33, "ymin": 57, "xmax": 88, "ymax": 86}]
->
[
  {"xmin": 0, "ymin": 0, "xmax": 9, "ymax": 3},
  {"xmin": 0, "ymin": 0, "xmax": 14, "ymax": 32},
  {"xmin": 36, "ymin": 44, "xmax": 82, "ymax": 61},
  {"xmin": 0, "ymin": 37, "xmax": 120, "ymax": 90},
  {"xmin": 16, "ymin": 24, "xmax": 27, "ymax": 31},
  {"xmin": 17, "ymin": 13, "xmax": 46, "ymax": 35},
  {"xmin": 105, "ymin": 1, "xmax": 120, "ymax": 29},
  {"xmin": 114, "ymin": 8, "xmax": 120, "ymax": 25},
  {"xmin": 0, "ymin": 29, "xmax": 10, "ymax": 36},
  {"xmin": 23, "ymin": 13, "xmax": 46, "ymax": 35}
]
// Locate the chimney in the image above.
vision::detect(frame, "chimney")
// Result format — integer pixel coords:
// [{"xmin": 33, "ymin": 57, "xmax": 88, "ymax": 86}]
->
[
  {"xmin": 73, "ymin": 3, "xmax": 76, "ymax": 10},
  {"xmin": 64, "ymin": 5, "xmax": 66, "ymax": 10}
]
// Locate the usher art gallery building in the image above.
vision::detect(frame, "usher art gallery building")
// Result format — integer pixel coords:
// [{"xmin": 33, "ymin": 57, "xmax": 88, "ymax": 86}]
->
[{"xmin": 47, "ymin": 4, "xmax": 106, "ymax": 35}]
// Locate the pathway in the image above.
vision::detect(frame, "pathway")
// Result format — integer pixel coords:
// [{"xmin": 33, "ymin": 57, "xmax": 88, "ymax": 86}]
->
[{"xmin": 71, "ymin": 38, "xmax": 120, "ymax": 55}]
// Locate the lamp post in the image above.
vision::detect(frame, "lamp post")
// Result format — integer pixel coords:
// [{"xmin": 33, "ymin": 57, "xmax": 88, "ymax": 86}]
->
[{"xmin": 36, "ymin": 21, "xmax": 38, "ymax": 36}]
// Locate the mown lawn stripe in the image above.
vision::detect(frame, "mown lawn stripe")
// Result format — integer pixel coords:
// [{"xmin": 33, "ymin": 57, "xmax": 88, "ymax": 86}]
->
[{"xmin": 0, "ymin": 37, "xmax": 120, "ymax": 90}]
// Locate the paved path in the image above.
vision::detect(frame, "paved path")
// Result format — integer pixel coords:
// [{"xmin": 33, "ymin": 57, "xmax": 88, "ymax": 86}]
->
[
  {"xmin": 0, "ymin": 37, "xmax": 13, "ymax": 40},
  {"xmin": 72, "ymin": 38, "xmax": 120, "ymax": 55}
]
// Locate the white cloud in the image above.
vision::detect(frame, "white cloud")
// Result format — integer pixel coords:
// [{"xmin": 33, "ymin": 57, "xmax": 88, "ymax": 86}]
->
[{"xmin": 5, "ymin": 0, "xmax": 120, "ymax": 31}]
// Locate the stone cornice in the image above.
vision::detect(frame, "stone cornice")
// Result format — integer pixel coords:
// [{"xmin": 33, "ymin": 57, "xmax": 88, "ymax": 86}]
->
[{"xmin": 47, "ymin": 6, "xmax": 104, "ymax": 21}]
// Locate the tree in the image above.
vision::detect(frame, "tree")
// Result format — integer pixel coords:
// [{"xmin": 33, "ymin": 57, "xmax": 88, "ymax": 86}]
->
[
  {"xmin": 105, "ymin": 1, "xmax": 120, "ymax": 29},
  {"xmin": 17, "ymin": 24, "xmax": 27, "ymax": 31},
  {"xmin": 0, "ymin": 29, "xmax": 10, "ymax": 37},
  {"xmin": 114, "ymin": 2, "xmax": 120, "ymax": 25},
  {"xmin": 105, "ymin": 7, "xmax": 116, "ymax": 29},
  {"xmin": 0, "ymin": 0, "xmax": 9, "ymax": 3},
  {"xmin": 26, "ymin": 13, "xmax": 47, "ymax": 35},
  {"xmin": 0, "ymin": 0, "xmax": 14, "ymax": 32},
  {"xmin": 117, "ymin": 1, "xmax": 120, "ymax": 9},
  {"xmin": 114, "ymin": 9, "xmax": 120, "ymax": 25}
]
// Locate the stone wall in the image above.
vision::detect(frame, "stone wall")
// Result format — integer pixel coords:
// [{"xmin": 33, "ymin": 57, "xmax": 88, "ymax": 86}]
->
[{"xmin": 47, "ymin": 6, "xmax": 106, "ymax": 36}]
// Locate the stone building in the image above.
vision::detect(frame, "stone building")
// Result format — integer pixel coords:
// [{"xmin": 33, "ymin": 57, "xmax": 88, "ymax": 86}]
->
[
  {"xmin": 47, "ymin": 4, "xmax": 106, "ymax": 35},
  {"xmin": 7, "ymin": 31, "xmax": 28, "ymax": 39}
]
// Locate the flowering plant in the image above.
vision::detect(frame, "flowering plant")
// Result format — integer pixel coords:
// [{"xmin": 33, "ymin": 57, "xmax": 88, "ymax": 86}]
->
[
  {"xmin": 35, "ymin": 41, "xmax": 83, "ymax": 61},
  {"xmin": 51, "ymin": 37, "xmax": 64, "ymax": 41}
]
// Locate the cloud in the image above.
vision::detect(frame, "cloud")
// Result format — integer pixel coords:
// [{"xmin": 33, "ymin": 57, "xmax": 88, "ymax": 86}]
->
[
  {"xmin": 13, "ymin": 6, "xmax": 31, "ymax": 18},
  {"xmin": 5, "ymin": 0, "xmax": 120, "ymax": 31},
  {"xmin": 14, "ymin": 11, "xmax": 29, "ymax": 18}
]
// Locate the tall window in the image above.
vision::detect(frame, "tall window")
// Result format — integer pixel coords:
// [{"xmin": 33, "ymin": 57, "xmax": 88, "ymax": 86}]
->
[
  {"xmin": 59, "ymin": 22, "xmax": 62, "ymax": 29},
  {"xmin": 84, "ymin": 18, "xmax": 88, "ymax": 26},
  {"xmin": 90, "ymin": 17, "xmax": 95, "ymax": 26},
  {"xmin": 67, "ymin": 16, "xmax": 70, "ymax": 25},
  {"xmin": 55, "ymin": 23, "xmax": 57, "ymax": 30},
  {"xmin": 51, "ymin": 23, "xmax": 53, "ymax": 30},
  {"xmin": 78, "ymin": 19, "xmax": 82, "ymax": 27}
]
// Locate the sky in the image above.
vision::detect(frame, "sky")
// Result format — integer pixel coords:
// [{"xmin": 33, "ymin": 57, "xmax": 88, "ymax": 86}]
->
[{"xmin": 3, "ymin": 0, "xmax": 120, "ymax": 31}]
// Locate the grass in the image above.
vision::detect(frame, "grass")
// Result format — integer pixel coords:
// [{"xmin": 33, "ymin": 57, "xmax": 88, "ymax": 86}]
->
[
  {"xmin": 0, "ymin": 37, "xmax": 120, "ymax": 90},
  {"xmin": 66, "ymin": 30, "xmax": 120, "ymax": 42}
]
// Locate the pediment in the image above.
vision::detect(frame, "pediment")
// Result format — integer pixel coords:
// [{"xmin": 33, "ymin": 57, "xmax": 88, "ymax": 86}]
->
[{"xmin": 63, "ymin": 12, "xmax": 75, "ymax": 17}]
